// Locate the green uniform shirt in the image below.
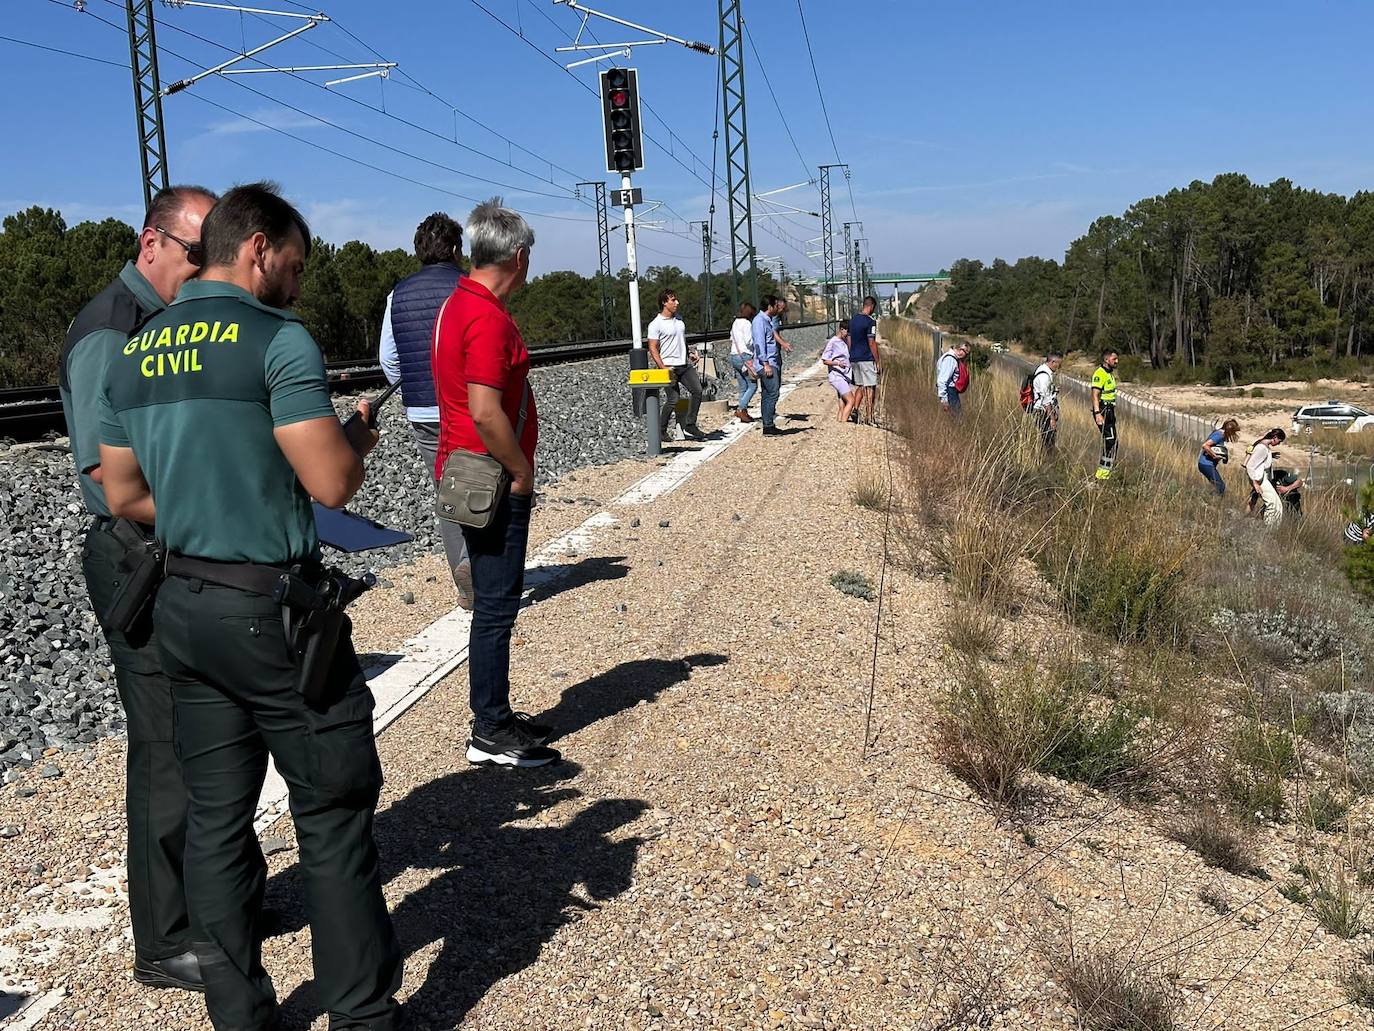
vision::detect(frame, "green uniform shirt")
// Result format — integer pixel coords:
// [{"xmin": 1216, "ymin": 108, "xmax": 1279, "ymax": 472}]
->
[
  {"xmin": 1091, "ymin": 365, "xmax": 1118, "ymax": 404},
  {"xmin": 98, "ymin": 280, "xmax": 337, "ymax": 564},
  {"xmin": 60, "ymin": 261, "xmax": 167, "ymax": 517}
]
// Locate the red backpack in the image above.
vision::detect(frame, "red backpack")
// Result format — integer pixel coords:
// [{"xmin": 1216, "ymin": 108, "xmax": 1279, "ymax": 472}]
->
[{"xmin": 953, "ymin": 358, "xmax": 970, "ymax": 394}]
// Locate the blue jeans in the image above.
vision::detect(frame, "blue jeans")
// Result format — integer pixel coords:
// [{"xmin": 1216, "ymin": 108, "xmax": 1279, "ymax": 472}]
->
[
  {"xmin": 1199, "ymin": 458, "xmax": 1225, "ymax": 494},
  {"xmin": 729, "ymin": 354, "xmax": 757, "ymax": 409},
  {"xmin": 461, "ymin": 491, "xmax": 533, "ymax": 734},
  {"xmin": 758, "ymin": 364, "xmax": 781, "ymax": 427}
]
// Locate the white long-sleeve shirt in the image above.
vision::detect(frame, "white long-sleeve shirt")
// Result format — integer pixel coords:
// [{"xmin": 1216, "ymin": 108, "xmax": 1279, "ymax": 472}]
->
[
  {"xmin": 1031, "ymin": 363, "xmax": 1058, "ymax": 411},
  {"xmin": 378, "ymin": 291, "xmax": 440, "ymax": 424},
  {"xmin": 935, "ymin": 351, "xmax": 959, "ymax": 403}
]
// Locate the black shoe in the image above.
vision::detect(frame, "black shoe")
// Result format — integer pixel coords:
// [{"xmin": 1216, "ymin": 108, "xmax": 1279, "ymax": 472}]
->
[
  {"xmin": 761, "ymin": 425, "xmax": 780, "ymax": 436},
  {"xmin": 134, "ymin": 950, "xmax": 204, "ymax": 993},
  {"xmin": 512, "ymin": 710, "xmax": 553, "ymax": 744},
  {"xmin": 847, "ymin": 411, "xmax": 859, "ymax": 423},
  {"xmin": 468, "ymin": 722, "xmax": 561, "ymax": 768},
  {"xmin": 683, "ymin": 427, "xmax": 707, "ymax": 441}
]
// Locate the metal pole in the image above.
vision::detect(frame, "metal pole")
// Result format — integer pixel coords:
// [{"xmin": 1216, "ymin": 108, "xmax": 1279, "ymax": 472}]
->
[
  {"xmin": 719, "ymin": 0, "xmax": 758, "ymax": 308},
  {"xmin": 125, "ymin": 0, "xmax": 170, "ymax": 210},
  {"xmin": 622, "ymin": 173, "xmax": 658, "ymax": 457},
  {"xmin": 818, "ymin": 164, "xmax": 841, "ymax": 335},
  {"xmin": 579, "ymin": 181, "xmax": 612, "ymax": 339}
]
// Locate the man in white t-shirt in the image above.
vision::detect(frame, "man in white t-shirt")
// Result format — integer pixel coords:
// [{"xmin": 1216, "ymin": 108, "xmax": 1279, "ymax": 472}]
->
[
  {"xmin": 728, "ymin": 301, "xmax": 758, "ymax": 422},
  {"xmin": 1245, "ymin": 427, "xmax": 1287, "ymax": 527},
  {"xmin": 647, "ymin": 289, "xmax": 705, "ymax": 441}
]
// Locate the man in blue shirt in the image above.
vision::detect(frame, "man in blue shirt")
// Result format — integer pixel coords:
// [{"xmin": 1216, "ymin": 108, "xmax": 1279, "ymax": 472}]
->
[
  {"xmin": 378, "ymin": 213, "xmax": 472, "ymax": 608},
  {"xmin": 751, "ymin": 295, "xmax": 788, "ymax": 434},
  {"xmin": 847, "ymin": 296, "xmax": 880, "ymax": 424}
]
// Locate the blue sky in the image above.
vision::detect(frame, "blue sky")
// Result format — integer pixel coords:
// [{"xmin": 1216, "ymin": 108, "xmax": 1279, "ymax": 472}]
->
[{"xmin": 5, "ymin": 0, "xmax": 1374, "ymax": 280}]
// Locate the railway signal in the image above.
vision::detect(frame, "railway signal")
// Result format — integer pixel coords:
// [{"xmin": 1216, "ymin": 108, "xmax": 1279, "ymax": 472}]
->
[{"xmin": 600, "ymin": 67, "xmax": 644, "ymax": 175}]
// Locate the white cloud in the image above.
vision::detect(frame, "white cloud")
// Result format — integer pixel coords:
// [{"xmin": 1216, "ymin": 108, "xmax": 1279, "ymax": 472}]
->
[{"xmin": 204, "ymin": 109, "xmax": 325, "ymax": 136}]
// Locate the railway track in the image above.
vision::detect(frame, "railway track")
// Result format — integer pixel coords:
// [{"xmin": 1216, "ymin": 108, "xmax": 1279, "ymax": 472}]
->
[{"xmin": 0, "ymin": 323, "xmax": 822, "ymax": 442}]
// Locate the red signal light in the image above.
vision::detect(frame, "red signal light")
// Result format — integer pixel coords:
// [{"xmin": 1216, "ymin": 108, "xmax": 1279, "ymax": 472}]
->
[{"xmin": 610, "ymin": 89, "xmax": 628, "ymax": 107}]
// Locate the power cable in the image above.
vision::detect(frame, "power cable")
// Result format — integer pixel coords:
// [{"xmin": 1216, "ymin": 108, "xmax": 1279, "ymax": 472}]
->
[
  {"xmin": 467, "ymin": 0, "xmax": 724, "ymax": 203},
  {"xmin": 0, "ymin": 32, "xmax": 125, "ymax": 68},
  {"xmin": 87, "ymin": 0, "xmax": 587, "ymax": 201},
  {"xmin": 49, "ymin": 0, "xmax": 597, "ymax": 224},
  {"xmin": 793, "ymin": 0, "xmax": 860, "ymax": 224},
  {"xmin": 741, "ymin": 18, "xmax": 812, "ymax": 183},
  {"xmin": 228, "ymin": 0, "xmax": 591, "ymax": 187}
]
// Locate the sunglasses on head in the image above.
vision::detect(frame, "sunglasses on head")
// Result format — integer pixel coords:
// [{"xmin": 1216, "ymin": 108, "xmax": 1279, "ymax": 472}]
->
[{"xmin": 156, "ymin": 226, "xmax": 204, "ymax": 267}]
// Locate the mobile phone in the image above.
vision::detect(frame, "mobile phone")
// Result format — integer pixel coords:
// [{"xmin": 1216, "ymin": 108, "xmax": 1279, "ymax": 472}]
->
[{"xmin": 344, "ymin": 380, "xmax": 400, "ymax": 433}]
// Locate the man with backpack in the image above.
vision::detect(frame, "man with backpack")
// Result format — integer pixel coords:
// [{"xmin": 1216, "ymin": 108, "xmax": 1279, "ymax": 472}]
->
[
  {"xmin": 936, "ymin": 339, "xmax": 970, "ymax": 415},
  {"xmin": 1020, "ymin": 352, "xmax": 1061, "ymax": 450}
]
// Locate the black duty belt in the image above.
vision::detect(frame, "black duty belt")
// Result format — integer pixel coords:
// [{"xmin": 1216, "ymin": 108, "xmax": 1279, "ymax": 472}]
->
[{"xmin": 164, "ymin": 554, "xmax": 325, "ymax": 610}]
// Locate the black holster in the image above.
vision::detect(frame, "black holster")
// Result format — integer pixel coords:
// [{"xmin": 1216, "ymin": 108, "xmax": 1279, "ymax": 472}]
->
[
  {"xmin": 279, "ymin": 567, "xmax": 375, "ymax": 709},
  {"xmin": 98, "ymin": 518, "xmax": 166, "ymax": 634},
  {"xmin": 164, "ymin": 554, "xmax": 375, "ymax": 709}
]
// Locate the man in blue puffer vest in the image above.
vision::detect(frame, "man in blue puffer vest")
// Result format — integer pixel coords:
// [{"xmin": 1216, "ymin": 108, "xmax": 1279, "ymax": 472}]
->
[{"xmin": 380, "ymin": 212, "xmax": 473, "ymax": 607}]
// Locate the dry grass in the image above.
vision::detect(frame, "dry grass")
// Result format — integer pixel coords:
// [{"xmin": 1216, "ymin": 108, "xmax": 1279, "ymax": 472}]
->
[
  {"xmin": 1054, "ymin": 947, "xmax": 1180, "ymax": 1031},
  {"xmin": 1171, "ymin": 808, "xmax": 1257, "ymax": 876}
]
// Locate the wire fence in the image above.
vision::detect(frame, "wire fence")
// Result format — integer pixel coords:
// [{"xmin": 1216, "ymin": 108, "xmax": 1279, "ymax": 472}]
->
[{"xmin": 910, "ymin": 319, "xmax": 1374, "ymax": 499}]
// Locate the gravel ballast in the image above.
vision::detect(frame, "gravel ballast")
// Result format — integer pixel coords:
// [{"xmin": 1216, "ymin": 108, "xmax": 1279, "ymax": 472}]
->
[{"xmin": 0, "ymin": 328, "xmax": 828, "ymax": 768}]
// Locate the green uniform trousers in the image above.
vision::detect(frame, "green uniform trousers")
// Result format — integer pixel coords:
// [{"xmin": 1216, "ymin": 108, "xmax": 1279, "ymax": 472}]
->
[
  {"xmin": 80, "ymin": 522, "xmax": 192, "ymax": 961},
  {"xmin": 154, "ymin": 573, "xmax": 402, "ymax": 1031}
]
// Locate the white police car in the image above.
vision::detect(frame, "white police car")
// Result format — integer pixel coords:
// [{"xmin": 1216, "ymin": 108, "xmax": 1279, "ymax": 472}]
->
[{"xmin": 1291, "ymin": 400, "xmax": 1374, "ymax": 434}]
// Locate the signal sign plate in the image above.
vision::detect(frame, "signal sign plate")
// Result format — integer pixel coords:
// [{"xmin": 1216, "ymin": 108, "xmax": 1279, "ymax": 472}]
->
[
  {"xmin": 616, "ymin": 188, "xmax": 643, "ymax": 207},
  {"xmin": 629, "ymin": 368, "xmax": 671, "ymax": 386}
]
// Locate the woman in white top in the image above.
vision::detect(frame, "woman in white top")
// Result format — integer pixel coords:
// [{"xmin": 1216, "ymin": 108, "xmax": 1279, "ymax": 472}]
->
[
  {"xmin": 1245, "ymin": 427, "xmax": 1288, "ymax": 527},
  {"xmin": 728, "ymin": 301, "xmax": 758, "ymax": 422}
]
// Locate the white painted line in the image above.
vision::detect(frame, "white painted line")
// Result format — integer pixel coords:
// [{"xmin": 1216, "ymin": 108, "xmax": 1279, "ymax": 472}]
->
[
  {"xmin": 250, "ymin": 360, "xmax": 822, "ymax": 833},
  {"xmin": 2, "ymin": 988, "xmax": 66, "ymax": 1031}
]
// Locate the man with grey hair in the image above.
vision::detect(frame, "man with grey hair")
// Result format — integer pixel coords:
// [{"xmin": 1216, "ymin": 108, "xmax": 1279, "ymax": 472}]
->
[
  {"xmin": 434, "ymin": 198, "xmax": 559, "ymax": 768},
  {"xmin": 60, "ymin": 183, "xmax": 218, "ymax": 993},
  {"xmin": 1031, "ymin": 351, "xmax": 1061, "ymax": 451}
]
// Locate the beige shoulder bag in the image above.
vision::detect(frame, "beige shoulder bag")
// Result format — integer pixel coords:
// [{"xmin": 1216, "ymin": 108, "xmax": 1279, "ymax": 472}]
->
[{"xmin": 432, "ymin": 293, "xmax": 532, "ymax": 530}]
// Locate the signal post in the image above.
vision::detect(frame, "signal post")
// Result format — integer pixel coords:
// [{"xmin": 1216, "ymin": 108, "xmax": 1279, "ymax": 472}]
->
[{"xmin": 600, "ymin": 66, "xmax": 668, "ymax": 457}]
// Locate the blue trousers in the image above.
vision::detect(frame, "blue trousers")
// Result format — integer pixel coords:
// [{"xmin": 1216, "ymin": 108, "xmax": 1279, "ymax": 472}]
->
[
  {"xmin": 461, "ymin": 491, "xmax": 533, "ymax": 735},
  {"xmin": 729, "ymin": 354, "xmax": 757, "ymax": 410},
  {"xmin": 758, "ymin": 365, "xmax": 781, "ymax": 427},
  {"xmin": 1199, "ymin": 458, "xmax": 1225, "ymax": 495}
]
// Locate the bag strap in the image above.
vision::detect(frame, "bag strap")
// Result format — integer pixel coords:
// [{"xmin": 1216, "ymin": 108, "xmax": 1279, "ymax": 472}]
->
[{"xmin": 433, "ymin": 290, "xmax": 532, "ymax": 442}]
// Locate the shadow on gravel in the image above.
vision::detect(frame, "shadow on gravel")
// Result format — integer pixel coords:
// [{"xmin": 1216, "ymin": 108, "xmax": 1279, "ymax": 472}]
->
[
  {"xmin": 539, "ymin": 652, "xmax": 726, "ymax": 744},
  {"xmin": 268, "ymin": 654, "xmax": 723, "ymax": 1028},
  {"xmin": 524, "ymin": 554, "xmax": 630, "ymax": 606}
]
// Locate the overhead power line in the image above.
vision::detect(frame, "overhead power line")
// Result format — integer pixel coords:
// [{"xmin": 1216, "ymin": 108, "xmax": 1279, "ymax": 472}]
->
[
  {"xmin": 86, "ymin": 0, "xmax": 588, "ymax": 201},
  {"xmin": 793, "ymin": 0, "xmax": 859, "ymax": 224},
  {"xmin": 741, "ymin": 18, "xmax": 811, "ymax": 183},
  {"xmin": 47, "ymin": 0, "xmax": 599, "ymax": 224}
]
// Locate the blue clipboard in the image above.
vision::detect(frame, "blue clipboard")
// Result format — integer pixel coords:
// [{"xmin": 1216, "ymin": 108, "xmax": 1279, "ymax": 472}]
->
[{"xmin": 312, "ymin": 503, "xmax": 414, "ymax": 553}]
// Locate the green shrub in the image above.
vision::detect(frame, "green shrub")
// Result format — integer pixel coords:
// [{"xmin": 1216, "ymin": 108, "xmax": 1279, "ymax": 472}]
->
[
  {"xmin": 1303, "ymin": 785, "xmax": 1350, "ymax": 833},
  {"xmin": 936, "ymin": 659, "xmax": 1068, "ymax": 815},
  {"xmin": 1311, "ymin": 864, "xmax": 1365, "ymax": 939},
  {"xmin": 1053, "ymin": 545, "xmax": 1191, "ymax": 645},
  {"xmin": 1038, "ymin": 702, "xmax": 1149, "ymax": 793},
  {"xmin": 1225, "ymin": 712, "xmax": 1297, "ymax": 823}
]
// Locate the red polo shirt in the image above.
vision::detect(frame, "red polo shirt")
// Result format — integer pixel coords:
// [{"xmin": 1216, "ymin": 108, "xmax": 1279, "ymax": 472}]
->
[{"xmin": 433, "ymin": 278, "xmax": 538, "ymax": 479}]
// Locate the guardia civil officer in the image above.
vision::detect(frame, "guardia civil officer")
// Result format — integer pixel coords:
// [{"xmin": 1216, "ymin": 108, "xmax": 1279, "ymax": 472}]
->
[
  {"xmin": 97, "ymin": 183, "xmax": 402, "ymax": 1031},
  {"xmin": 60, "ymin": 184, "xmax": 217, "ymax": 992}
]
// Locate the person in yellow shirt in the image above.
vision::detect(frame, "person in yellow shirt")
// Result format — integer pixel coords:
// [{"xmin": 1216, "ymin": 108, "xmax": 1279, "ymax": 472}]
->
[{"xmin": 1091, "ymin": 349, "xmax": 1119, "ymax": 480}]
